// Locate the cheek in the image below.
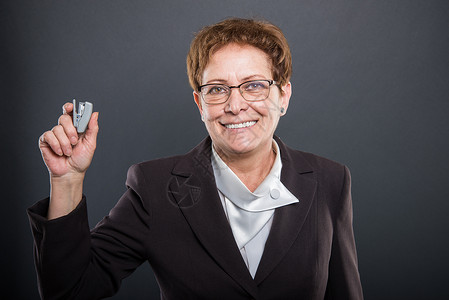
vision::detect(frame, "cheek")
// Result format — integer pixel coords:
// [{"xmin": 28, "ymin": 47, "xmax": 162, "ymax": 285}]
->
[
  {"xmin": 252, "ymin": 98, "xmax": 280, "ymax": 118},
  {"xmin": 202, "ymin": 107, "xmax": 220, "ymax": 122}
]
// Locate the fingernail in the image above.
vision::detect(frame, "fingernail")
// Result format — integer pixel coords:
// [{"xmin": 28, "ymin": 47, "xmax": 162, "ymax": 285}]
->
[{"xmin": 71, "ymin": 137, "xmax": 77, "ymax": 145}]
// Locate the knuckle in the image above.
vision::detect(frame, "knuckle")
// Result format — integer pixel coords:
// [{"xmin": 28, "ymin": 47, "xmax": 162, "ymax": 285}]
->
[
  {"xmin": 52, "ymin": 124, "xmax": 63, "ymax": 133},
  {"xmin": 41, "ymin": 131, "xmax": 51, "ymax": 141},
  {"xmin": 58, "ymin": 114, "xmax": 69, "ymax": 124},
  {"xmin": 38, "ymin": 133, "xmax": 46, "ymax": 145},
  {"xmin": 59, "ymin": 115, "xmax": 76, "ymax": 134},
  {"xmin": 40, "ymin": 131, "xmax": 47, "ymax": 140}
]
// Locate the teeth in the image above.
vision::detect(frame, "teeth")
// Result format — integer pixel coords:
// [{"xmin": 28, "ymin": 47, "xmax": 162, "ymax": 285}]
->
[{"xmin": 225, "ymin": 121, "xmax": 256, "ymax": 129}]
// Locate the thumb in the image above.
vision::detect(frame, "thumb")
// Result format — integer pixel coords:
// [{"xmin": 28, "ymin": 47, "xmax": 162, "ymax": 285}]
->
[{"xmin": 84, "ymin": 111, "xmax": 99, "ymax": 143}]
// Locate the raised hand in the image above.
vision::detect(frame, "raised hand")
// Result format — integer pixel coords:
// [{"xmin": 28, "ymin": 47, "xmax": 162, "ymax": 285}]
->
[
  {"xmin": 39, "ymin": 102, "xmax": 99, "ymax": 219},
  {"xmin": 39, "ymin": 102, "xmax": 99, "ymax": 177}
]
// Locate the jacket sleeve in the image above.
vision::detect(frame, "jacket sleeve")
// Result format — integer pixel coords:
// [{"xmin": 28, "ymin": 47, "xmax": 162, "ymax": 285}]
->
[
  {"xmin": 324, "ymin": 166, "xmax": 364, "ymax": 300},
  {"xmin": 27, "ymin": 164, "xmax": 151, "ymax": 300}
]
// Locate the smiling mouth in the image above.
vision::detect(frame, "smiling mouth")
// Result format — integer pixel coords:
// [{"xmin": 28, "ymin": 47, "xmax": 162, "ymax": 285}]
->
[{"xmin": 223, "ymin": 121, "xmax": 257, "ymax": 129}]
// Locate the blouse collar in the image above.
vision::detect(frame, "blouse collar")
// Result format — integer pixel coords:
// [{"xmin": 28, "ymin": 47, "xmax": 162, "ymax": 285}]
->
[{"xmin": 211, "ymin": 140, "xmax": 299, "ymax": 213}]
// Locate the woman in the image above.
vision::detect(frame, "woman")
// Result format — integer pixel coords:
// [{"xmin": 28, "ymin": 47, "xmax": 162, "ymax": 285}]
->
[{"xmin": 29, "ymin": 18, "xmax": 363, "ymax": 299}]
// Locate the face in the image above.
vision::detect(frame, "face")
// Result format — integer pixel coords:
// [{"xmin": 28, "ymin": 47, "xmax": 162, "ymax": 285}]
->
[{"xmin": 194, "ymin": 43, "xmax": 291, "ymax": 159}]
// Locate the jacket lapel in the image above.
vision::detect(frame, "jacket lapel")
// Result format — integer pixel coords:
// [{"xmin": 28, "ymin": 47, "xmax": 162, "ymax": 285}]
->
[
  {"xmin": 169, "ymin": 137, "xmax": 259, "ymax": 298},
  {"xmin": 254, "ymin": 136, "xmax": 317, "ymax": 285}
]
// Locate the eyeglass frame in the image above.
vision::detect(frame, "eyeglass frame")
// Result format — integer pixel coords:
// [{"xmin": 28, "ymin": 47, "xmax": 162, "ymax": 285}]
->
[{"xmin": 197, "ymin": 79, "xmax": 278, "ymax": 104}]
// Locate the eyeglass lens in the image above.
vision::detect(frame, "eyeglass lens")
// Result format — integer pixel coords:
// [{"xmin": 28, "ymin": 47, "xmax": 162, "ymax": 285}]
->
[{"xmin": 201, "ymin": 80, "xmax": 272, "ymax": 104}]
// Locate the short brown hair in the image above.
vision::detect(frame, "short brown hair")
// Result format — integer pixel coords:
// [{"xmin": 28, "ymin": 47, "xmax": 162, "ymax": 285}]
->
[{"xmin": 186, "ymin": 18, "xmax": 292, "ymax": 92}]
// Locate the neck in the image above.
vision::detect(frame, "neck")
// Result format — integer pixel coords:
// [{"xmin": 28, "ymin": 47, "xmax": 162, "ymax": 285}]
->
[{"xmin": 214, "ymin": 141, "xmax": 276, "ymax": 192}]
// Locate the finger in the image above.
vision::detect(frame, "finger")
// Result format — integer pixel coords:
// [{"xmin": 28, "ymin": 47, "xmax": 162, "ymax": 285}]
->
[
  {"xmin": 62, "ymin": 102, "xmax": 74, "ymax": 115},
  {"xmin": 39, "ymin": 131, "xmax": 63, "ymax": 156},
  {"xmin": 84, "ymin": 112, "xmax": 99, "ymax": 148},
  {"xmin": 52, "ymin": 125, "xmax": 73, "ymax": 156},
  {"xmin": 58, "ymin": 114, "xmax": 78, "ymax": 145}
]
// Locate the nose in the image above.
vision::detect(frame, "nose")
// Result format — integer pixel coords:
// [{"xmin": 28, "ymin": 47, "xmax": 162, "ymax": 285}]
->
[{"xmin": 225, "ymin": 88, "xmax": 249, "ymax": 114}]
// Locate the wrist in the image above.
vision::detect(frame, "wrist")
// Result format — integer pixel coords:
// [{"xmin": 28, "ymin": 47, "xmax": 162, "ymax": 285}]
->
[
  {"xmin": 50, "ymin": 170, "xmax": 86, "ymax": 183},
  {"xmin": 48, "ymin": 173, "xmax": 85, "ymax": 220}
]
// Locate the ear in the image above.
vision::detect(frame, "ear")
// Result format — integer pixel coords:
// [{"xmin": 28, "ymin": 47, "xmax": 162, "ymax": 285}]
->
[
  {"xmin": 193, "ymin": 91, "xmax": 203, "ymax": 116},
  {"xmin": 279, "ymin": 82, "xmax": 292, "ymax": 116}
]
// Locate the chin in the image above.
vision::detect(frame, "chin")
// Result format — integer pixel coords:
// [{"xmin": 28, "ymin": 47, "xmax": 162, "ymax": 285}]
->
[{"xmin": 221, "ymin": 136, "xmax": 260, "ymax": 154}]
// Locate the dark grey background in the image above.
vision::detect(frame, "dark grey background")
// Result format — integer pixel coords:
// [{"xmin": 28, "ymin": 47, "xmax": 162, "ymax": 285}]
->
[{"xmin": 2, "ymin": 1, "xmax": 448, "ymax": 299}]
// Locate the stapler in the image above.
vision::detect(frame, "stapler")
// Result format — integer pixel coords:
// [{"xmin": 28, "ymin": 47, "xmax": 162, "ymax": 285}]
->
[{"xmin": 73, "ymin": 99, "xmax": 93, "ymax": 133}]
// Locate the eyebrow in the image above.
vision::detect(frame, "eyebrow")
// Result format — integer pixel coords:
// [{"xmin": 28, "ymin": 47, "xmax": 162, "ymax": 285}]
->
[{"xmin": 204, "ymin": 74, "xmax": 268, "ymax": 85}]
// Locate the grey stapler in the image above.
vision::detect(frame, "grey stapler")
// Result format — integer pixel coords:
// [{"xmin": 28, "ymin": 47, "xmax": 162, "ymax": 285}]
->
[{"xmin": 73, "ymin": 99, "xmax": 93, "ymax": 133}]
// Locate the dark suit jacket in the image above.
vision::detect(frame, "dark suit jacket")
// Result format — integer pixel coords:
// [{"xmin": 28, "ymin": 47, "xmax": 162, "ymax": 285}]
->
[{"xmin": 28, "ymin": 136, "xmax": 363, "ymax": 299}]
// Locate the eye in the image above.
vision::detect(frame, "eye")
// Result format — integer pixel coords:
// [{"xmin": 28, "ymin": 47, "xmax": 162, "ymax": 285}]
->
[
  {"xmin": 244, "ymin": 81, "xmax": 268, "ymax": 91},
  {"xmin": 207, "ymin": 85, "xmax": 227, "ymax": 95}
]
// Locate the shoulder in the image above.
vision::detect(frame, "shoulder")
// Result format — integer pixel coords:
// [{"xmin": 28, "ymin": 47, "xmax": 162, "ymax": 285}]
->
[
  {"xmin": 291, "ymin": 147, "xmax": 343, "ymax": 168},
  {"xmin": 291, "ymin": 147, "xmax": 348, "ymax": 183},
  {"xmin": 126, "ymin": 155, "xmax": 185, "ymax": 186},
  {"xmin": 126, "ymin": 137, "xmax": 212, "ymax": 188},
  {"xmin": 275, "ymin": 136, "xmax": 349, "ymax": 195},
  {"xmin": 130, "ymin": 155, "xmax": 184, "ymax": 172},
  {"xmin": 276, "ymin": 136, "xmax": 347, "ymax": 174}
]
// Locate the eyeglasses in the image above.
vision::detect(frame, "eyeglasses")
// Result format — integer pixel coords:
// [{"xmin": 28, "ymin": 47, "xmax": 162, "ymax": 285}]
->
[{"xmin": 198, "ymin": 79, "xmax": 277, "ymax": 104}]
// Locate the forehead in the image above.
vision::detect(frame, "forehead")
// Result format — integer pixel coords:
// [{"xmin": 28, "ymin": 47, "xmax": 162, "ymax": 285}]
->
[{"xmin": 201, "ymin": 43, "xmax": 272, "ymax": 83}]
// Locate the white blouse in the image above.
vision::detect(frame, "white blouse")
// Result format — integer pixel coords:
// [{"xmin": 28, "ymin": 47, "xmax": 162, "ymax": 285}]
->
[{"xmin": 211, "ymin": 140, "xmax": 299, "ymax": 278}]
